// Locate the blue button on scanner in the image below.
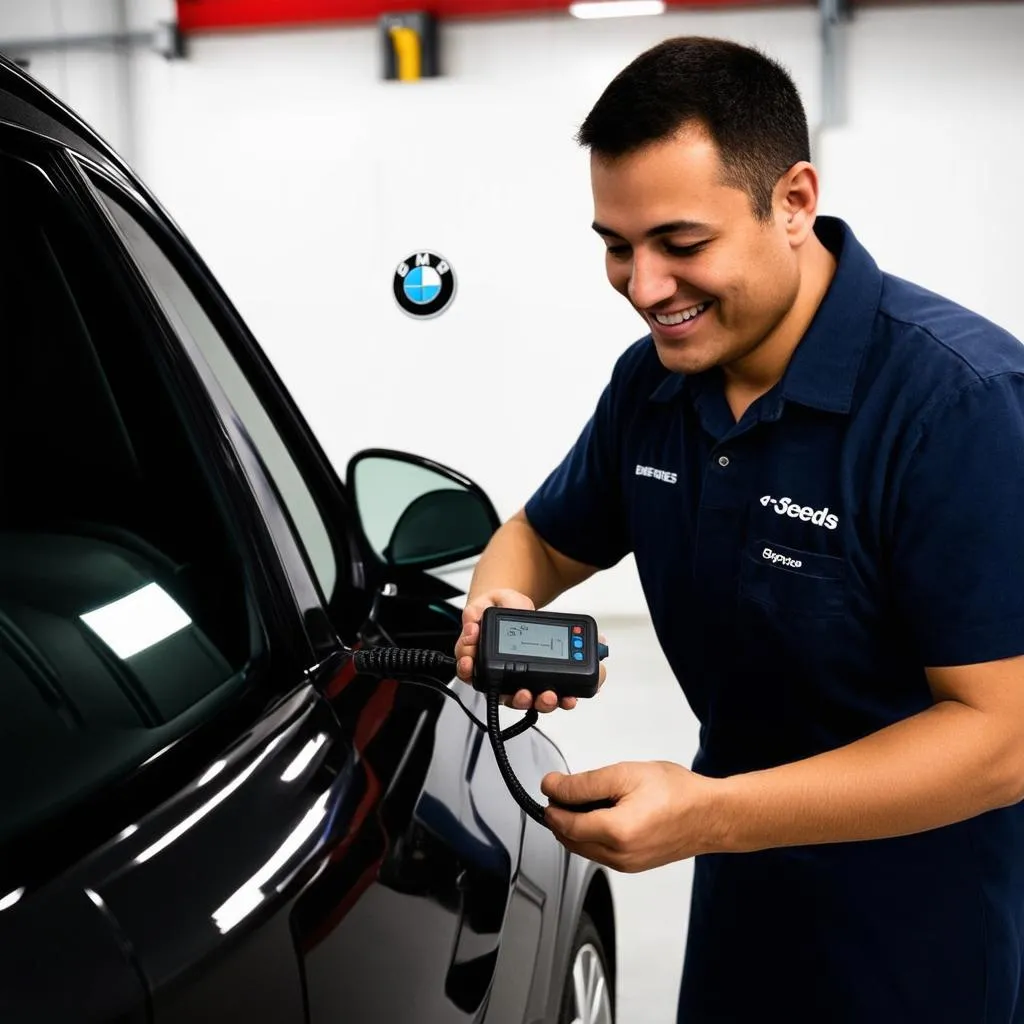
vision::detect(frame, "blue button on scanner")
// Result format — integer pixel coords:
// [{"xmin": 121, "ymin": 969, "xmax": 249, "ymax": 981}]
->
[
  {"xmin": 573, "ymin": 637, "xmax": 583, "ymax": 649},
  {"xmin": 573, "ymin": 652, "xmax": 584, "ymax": 661}
]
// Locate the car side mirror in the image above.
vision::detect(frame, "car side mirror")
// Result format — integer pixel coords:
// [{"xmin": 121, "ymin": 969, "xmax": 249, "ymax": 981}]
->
[{"xmin": 346, "ymin": 449, "xmax": 500, "ymax": 570}]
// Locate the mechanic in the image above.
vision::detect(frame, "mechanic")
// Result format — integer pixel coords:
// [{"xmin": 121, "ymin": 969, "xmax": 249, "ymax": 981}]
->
[{"xmin": 454, "ymin": 35, "xmax": 1024, "ymax": 1024}]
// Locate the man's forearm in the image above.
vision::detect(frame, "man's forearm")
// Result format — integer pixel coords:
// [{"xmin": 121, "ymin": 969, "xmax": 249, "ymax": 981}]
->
[
  {"xmin": 467, "ymin": 510, "xmax": 593, "ymax": 608},
  {"xmin": 709, "ymin": 700, "xmax": 1024, "ymax": 854}
]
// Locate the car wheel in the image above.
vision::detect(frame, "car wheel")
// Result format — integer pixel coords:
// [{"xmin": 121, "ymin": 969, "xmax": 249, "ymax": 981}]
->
[{"xmin": 559, "ymin": 910, "xmax": 614, "ymax": 1024}]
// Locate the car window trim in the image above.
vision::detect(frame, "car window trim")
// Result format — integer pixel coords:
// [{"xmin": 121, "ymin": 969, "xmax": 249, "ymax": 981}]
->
[
  {"xmin": 48, "ymin": 144, "xmax": 322, "ymax": 668},
  {"xmin": 68, "ymin": 153, "xmax": 353, "ymax": 657},
  {"xmin": 75, "ymin": 154, "xmax": 364, "ymax": 586}
]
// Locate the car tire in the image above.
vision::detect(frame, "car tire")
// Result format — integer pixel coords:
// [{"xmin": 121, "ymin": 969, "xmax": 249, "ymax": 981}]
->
[{"xmin": 559, "ymin": 910, "xmax": 615, "ymax": 1024}]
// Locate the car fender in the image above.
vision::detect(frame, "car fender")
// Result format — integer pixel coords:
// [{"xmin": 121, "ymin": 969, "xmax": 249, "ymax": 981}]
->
[{"xmin": 525, "ymin": 728, "xmax": 617, "ymax": 1024}]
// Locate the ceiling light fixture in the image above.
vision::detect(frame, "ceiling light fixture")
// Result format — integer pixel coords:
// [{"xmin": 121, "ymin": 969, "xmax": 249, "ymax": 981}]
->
[{"xmin": 569, "ymin": 1, "xmax": 667, "ymax": 19}]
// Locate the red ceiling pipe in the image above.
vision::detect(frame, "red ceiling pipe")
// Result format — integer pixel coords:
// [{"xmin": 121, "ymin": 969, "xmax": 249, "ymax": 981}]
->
[{"xmin": 176, "ymin": 0, "xmax": 801, "ymax": 33}]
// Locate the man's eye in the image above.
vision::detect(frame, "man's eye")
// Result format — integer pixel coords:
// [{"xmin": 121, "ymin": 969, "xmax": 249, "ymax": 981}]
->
[
  {"xmin": 606, "ymin": 246, "xmax": 631, "ymax": 259},
  {"xmin": 666, "ymin": 242, "xmax": 708, "ymax": 257}
]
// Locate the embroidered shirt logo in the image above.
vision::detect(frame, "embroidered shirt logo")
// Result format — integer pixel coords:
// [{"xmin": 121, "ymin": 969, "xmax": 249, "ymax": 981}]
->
[
  {"xmin": 763, "ymin": 547, "xmax": 803, "ymax": 568},
  {"xmin": 636, "ymin": 464, "xmax": 678, "ymax": 484},
  {"xmin": 759, "ymin": 495, "xmax": 839, "ymax": 531}
]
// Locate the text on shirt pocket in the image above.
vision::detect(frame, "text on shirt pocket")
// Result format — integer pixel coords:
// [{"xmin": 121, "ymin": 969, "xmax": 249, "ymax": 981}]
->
[{"xmin": 739, "ymin": 539, "xmax": 847, "ymax": 618}]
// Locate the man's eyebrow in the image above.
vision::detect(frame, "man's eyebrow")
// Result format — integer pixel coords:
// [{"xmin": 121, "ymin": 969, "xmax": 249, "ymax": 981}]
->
[{"xmin": 591, "ymin": 219, "xmax": 713, "ymax": 239}]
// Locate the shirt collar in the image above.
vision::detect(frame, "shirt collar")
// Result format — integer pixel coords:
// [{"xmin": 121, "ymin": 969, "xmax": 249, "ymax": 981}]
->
[{"xmin": 649, "ymin": 216, "xmax": 882, "ymax": 414}]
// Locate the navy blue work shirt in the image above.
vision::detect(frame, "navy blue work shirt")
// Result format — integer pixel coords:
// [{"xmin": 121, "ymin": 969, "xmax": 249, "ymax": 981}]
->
[{"xmin": 525, "ymin": 217, "xmax": 1024, "ymax": 1022}]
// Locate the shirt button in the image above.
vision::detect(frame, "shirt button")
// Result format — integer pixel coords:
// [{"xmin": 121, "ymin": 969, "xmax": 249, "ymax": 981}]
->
[{"xmin": 717, "ymin": 455, "xmax": 730, "ymax": 468}]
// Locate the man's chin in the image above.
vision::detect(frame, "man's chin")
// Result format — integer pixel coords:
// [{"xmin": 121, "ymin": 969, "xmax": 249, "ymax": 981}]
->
[{"xmin": 650, "ymin": 337, "xmax": 722, "ymax": 377}]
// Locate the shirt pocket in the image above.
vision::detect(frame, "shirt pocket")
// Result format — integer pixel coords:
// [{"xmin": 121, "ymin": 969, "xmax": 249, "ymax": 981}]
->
[{"xmin": 739, "ymin": 539, "xmax": 847, "ymax": 619}]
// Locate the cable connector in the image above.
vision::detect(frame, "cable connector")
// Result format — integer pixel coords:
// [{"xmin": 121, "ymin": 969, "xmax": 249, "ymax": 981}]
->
[
  {"xmin": 351, "ymin": 646, "xmax": 456, "ymax": 680},
  {"xmin": 348, "ymin": 646, "xmax": 540, "ymax": 747}
]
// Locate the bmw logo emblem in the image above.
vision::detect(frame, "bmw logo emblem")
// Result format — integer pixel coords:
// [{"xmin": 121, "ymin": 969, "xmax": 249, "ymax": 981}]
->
[{"xmin": 393, "ymin": 250, "xmax": 457, "ymax": 319}]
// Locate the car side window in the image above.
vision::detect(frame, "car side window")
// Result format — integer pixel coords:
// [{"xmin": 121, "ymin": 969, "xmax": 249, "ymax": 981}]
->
[
  {"xmin": 89, "ymin": 184, "xmax": 339, "ymax": 606},
  {"xmin": 0, "ymin": 149, "xmax": 261, "ymax": 854}
]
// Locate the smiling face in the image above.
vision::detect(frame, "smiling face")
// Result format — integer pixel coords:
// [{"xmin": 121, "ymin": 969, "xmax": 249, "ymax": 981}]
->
[{"xmin": 592, "ymin": 125, "xmax": 806, "ymax": 380}]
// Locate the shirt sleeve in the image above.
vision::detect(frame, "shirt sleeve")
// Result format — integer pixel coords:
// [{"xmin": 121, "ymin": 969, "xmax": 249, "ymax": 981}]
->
[
  {"xmin": 523, "ymin": 356, "xmax": 634, "ymax": 571},
  {"xmin": 891, "ymin": 372, "xmax": 1024, "ymax": 667}
]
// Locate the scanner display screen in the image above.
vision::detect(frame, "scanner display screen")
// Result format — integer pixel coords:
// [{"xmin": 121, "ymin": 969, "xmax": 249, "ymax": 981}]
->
[{"xmin": 497, "ymin": 619, "xmax": 570, "ymax": 661}]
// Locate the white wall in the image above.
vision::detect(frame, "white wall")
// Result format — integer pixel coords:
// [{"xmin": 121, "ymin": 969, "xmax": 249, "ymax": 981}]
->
[
  {"xmin": 0, "ymin": 0, "xmax": 172, "ymax": 160},
  {"xmin": 818, "ymin": 4, "xmax": 1024, "ymax": 349},
  {"xmin": 5, "ymin": 1, "xmax": 1023, "ymax": 618}
]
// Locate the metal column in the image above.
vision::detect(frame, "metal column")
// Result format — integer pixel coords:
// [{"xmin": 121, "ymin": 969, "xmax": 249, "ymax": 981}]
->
[{"xmin": 812, "ymin": 0, "xmax": 851, "ymax": 165}]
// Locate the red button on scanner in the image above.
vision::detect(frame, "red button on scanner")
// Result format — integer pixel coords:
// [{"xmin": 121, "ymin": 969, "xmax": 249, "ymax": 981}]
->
[{"xmin": 572, "ymin": 625, "xmax": 583, "ymax": 635}]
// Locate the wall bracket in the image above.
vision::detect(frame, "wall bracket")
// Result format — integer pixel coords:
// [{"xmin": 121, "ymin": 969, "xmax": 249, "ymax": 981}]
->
[{"xmin": 0, "ymin": 21, "xmax": 184, "ymax": 67}]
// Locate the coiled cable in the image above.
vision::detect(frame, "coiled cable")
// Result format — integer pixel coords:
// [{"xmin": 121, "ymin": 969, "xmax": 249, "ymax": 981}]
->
[
  {"xmin": 350, "ymin": 646, "xmax": 547, "ymax": 825},
  {"xmin": 483, "ymin": 678, "xmax": 547, "ymax": 825}
]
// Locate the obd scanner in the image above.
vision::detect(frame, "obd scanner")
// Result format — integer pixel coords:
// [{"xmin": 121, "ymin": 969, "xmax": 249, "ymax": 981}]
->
[
  {"xmin": 350, "ymin": 607, "xmax": 613, "ymax": 828},
  {"xmin": 475, "ymin": 606, "xmax": 606, "ymax": 699}
]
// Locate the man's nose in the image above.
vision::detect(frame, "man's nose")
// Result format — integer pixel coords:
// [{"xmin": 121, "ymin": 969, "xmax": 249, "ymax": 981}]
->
[{"xmin": 628, "ymin": 251, "xmax": 676, "ymax": 310}]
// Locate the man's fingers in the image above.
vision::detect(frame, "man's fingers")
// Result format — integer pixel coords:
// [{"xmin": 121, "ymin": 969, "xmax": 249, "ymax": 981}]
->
[
  {"xmin": 535, "ymin": 690, "xmax": 560, "ymax": 713},
  {"xmin": 461, "ymin": 600, "xmax": 493, "ymax": 628},
  {"xmin": 455, "ymin": 621, "xmax": 479, "ymax": 655},
  {"xmin": 507, "ymin": 688, "xmax": 559, "ymax": 713},
  {"xmin": 541, "ymin": 767, "xmax": 628, "ymax": 851},
  {"xmin": 503, "ymin": 690, "xmax": 579, "ymax": 712},
  {"xmin": 454, "ymin": 620, "xmax": 480, "ymax": 681},
  {"xmin": 545, "ymin": 808, "xmax": 617, "ymax": 847},
  {"xmin": 542, "ymin": 767, "xmax": 618, "ymax": 805}
]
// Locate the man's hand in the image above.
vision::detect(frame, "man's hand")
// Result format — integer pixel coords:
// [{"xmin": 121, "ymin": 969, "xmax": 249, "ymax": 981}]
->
[
  {"xmin": 455, "ymin": 589, "xmax": 607, "ymax": 713},
  {"xmin": 541, "ymin": 761, "xmax": 724, "ymax": 871}
]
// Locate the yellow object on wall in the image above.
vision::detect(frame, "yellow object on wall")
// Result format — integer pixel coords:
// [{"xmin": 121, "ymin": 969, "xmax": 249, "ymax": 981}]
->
[
  {"xmin": 388, "ymin": 26, "xmax": 422, "ymax": 81},
  {"xmin": 381, "ymin": 13, "xmax": 439, "ymax": 81}
]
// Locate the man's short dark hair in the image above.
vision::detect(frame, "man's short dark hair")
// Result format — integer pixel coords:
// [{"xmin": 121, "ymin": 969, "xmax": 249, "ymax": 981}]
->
[{"xmin": 576, "ymin": 37, "xmax": 811, "ymax": 222}]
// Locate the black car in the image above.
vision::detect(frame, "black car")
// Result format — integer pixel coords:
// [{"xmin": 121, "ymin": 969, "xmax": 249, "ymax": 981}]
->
[{"xmin": 0, "ymin": 55, "xmax": 615, "ymax": 1024}]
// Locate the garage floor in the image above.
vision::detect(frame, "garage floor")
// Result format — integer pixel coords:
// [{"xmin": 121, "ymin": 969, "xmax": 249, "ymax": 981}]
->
[{"xmin": 537, "ymin": 617, "xmax": 702, "ymax": 1024}]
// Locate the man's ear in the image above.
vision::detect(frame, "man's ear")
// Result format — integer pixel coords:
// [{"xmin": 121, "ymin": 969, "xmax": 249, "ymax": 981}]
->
[{"xmin": 777, "ymin": 161, "xmax": 821, "ymax": 245}]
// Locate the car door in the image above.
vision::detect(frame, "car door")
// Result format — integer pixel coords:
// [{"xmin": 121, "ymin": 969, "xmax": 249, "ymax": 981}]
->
[
  {"xmin": 70, "ymin": 152, "xmax": 553, "ymax": 1022},
  {"xmin": 0, "ymin": 127, "xmax": 343, "ymax": 1022}
]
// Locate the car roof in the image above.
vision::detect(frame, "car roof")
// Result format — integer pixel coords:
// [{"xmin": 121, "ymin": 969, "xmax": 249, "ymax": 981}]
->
[{"xmin": 0, "ymin": 52, "xmax": 129, "ymax": 178}]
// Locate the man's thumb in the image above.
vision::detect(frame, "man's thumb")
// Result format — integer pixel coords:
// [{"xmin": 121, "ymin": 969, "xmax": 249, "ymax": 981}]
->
[
  {"xmin": 462, "ymin": 589, "xmax": 534, "ymax": 626},
  {"xmin": 494, "ymin": 589, "xmax": 536, "ymax": 610},
  {"xmin": 542, "ymin": 769, "xmax": 610, "ymax": 804}
]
